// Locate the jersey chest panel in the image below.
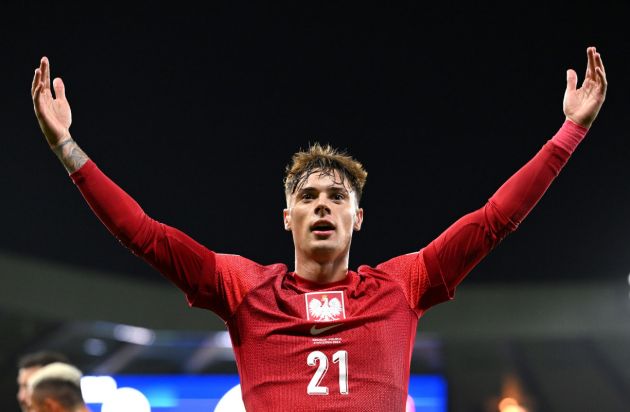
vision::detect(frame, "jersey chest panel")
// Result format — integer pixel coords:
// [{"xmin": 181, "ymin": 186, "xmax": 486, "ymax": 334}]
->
[{"xmin": 227, "ymin": 271, "xmax": 419, "ymax": 411}]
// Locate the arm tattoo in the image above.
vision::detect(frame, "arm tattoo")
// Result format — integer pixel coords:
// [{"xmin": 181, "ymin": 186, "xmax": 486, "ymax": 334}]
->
[{"xmin": 52, "ymin": 139, "xmax": 89, "ymax": 173}]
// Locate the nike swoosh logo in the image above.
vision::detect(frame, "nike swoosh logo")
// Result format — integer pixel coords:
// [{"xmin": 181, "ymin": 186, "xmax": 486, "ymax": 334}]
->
[{"xmin": 310, "ymin": 324, "xmax": 342, "ymax": 336}]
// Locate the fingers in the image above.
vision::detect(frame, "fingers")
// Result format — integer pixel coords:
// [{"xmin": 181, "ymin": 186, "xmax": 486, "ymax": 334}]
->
[
  {"xmin": 585, "ymin": 47, "xmax": 596, "ymax": 81},
  {"xmin": 32, "ymin": 81, "xmax": 42, "ymax": 101},
  {"xmin": 566, "ymin": 69, "xmax": 577, "ymax": 92},
  {"xmin": 41, "ymin": 56, "xmax": 51, "ymax": 92},
  {"xmin": 53, "ymin": 78, "xmax": 66, "ymax": 101},
  {"xmin": 31, "ymin": 68, "xmax": 41, "ymax": 97},
  {"xmin": 594, "ymin": 51, "xmax": 607, "ymax": 82},
  {"xmin": 595, "ymin": 67, "xmax": 608, "ymax": 97},
  {"xmin": 32, "ymin": 81, "xmax": 45, "ymax": 117}
]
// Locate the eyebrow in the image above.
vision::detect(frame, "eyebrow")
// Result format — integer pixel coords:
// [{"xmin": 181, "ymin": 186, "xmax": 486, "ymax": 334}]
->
[
  {"xmin": 295, "ymin": 186, "xmax": 351, "ymax": 198},
  {"xmin": 327, "ymin": 186, "xmax": 350, "ymax": 194}
]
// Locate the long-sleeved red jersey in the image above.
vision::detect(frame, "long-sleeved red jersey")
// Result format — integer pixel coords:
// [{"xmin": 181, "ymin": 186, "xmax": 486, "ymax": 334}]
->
[{"xmin": 70, "ymin": 121, "xmax": 586, "ymax": 411}]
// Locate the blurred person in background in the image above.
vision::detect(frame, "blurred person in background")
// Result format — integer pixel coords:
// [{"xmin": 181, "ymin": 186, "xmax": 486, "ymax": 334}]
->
[
  {"xmin": 27, "ymin": 362, "xmax": 89, "ymax": 412},
  {"xmin": 17, "ymin": 351, "xmax": 69, "ymax": 412}
]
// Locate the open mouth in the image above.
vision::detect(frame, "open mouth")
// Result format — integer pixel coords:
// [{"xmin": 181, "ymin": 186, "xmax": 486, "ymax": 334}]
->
[{"xmin": 310, "ymin": 221, "xmax": 336, "ymax": 233}]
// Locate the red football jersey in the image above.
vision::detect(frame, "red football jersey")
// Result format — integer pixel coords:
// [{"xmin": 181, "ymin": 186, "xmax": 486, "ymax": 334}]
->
[
  {"xmin": 187, "ymin": 252, "xmax": 445, "ymax": 411},
  {"xmin": 70, "ymin": 121, "xmax": 585, "ymax": 411}
]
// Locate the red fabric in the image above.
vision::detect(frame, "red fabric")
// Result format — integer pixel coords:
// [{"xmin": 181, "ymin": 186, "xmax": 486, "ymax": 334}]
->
[
  {"xmin": 70, "ymin": 121, "xmax": 583, "ymax": 410},
  {"xmin": 551, "ymin": 119, "xmax": 588, "ymax": 154}
]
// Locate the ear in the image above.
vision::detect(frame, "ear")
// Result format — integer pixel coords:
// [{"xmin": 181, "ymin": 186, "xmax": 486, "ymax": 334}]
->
[
  {"xmin": 354, "ymin": 208, "xmax": 364, "ymax": 231},
  {"xmin": 283, "ymin": 208, "xmax": 291, "ymax": 231}
]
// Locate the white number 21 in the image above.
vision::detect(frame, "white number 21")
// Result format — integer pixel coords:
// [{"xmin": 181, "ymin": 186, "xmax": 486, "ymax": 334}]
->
[{"xmin": 307, "ymin": 350, "xmax": 349, "ymax": 395}]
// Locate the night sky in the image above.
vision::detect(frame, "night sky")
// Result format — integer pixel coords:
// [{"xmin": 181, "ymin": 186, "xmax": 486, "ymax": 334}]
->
[{"xmin": 3, "ymin": 2, "xmax": 629, "ymax": 285}]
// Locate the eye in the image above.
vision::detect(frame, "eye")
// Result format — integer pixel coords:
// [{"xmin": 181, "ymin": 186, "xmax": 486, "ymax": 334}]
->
[
  {"xmin": 301, "ymin": 193, "xmax": 314, "ymax": 200},
  {"xmin": 332, "ymin": 193, "xmax": 345, "ymax": 201}
]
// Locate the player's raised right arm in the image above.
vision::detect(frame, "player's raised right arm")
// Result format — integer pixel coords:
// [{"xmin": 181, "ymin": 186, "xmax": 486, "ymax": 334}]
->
[
  {"xmin": 32, "ymin": 57, "xmax": 89, "ymax": 173},
  {"xmin": 30, "ymin": 56, "xmax": 214, "ymax": 299}
]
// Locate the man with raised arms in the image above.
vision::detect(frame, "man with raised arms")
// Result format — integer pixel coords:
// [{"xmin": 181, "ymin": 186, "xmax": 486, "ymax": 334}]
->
[{"xmin": 31, "ymin": 47, "xmax": 607, "ymax": 411}]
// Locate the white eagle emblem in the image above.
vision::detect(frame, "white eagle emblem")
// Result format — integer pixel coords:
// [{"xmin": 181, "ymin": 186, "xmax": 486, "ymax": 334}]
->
[{"xmin": 306, "ymin": 292, "xmax": 345, "ymax": 321}]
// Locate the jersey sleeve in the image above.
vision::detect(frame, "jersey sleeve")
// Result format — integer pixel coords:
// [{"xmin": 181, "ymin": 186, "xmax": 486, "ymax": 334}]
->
[
  {"xmin": 374, "ymin": 250, "xmax": 442, "ymax": 313},
  {"xmin": 378, "ymin": 121, "xmax": 587, "ymax": 311},
  {"xmin": 70, "ymin": 160, "xmax": 268, "ymax": 320}
]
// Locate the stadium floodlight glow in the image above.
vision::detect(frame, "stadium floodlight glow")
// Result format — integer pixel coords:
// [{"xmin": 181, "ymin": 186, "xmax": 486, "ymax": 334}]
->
[
  {"xmin": 81, "ymin": 376, "xmax": 117, "ymax": 403},
  {"xmin": 405, "ymin": 395, "xmax": 416, "ymax": 412},
  {"xmin": 113, "ymin": 324, "xmax": 156, "ymax": 345},
  {"xmin": 498, "ymin": 397, "xmax": 527, "ymax": 412},
  {"xmin": 83, "ymin": 338, "xmax": 108, "ymax": 356},
  {"xmin": 213, "ymin": 331, "xmax": 233, "ymax": 348},
  {"xmin": 101, "ymin": 387, "xmax": 151, "ymax": 412},
  {"xmin": 214, "ymin": 384, "xmax": 246, "ymax": 412}
]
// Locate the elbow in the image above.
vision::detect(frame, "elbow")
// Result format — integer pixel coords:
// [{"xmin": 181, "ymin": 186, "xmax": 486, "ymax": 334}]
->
[{"xmin": 484, "ymin": 200, "xmax": 519, "ymax": 239}]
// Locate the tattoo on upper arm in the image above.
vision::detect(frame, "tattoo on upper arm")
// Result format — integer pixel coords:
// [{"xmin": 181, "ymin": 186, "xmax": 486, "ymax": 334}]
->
[{"xmin": 52, "ymin": 139, "xmax": 89, "ymax": 173}]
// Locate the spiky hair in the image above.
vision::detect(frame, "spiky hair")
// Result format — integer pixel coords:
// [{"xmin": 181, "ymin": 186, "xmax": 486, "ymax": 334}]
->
[{"xmin": 284, "ymin": 143, "xmax": 367, "ymax": 203}]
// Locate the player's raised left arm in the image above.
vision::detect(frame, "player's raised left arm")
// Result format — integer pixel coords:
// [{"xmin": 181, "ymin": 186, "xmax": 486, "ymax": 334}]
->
[
  {"xmin": 416, "ymin": 47, "xmax": 608, "ymax": 304},
  {"xmin": 563, "ymin": 46, "xmax": 607, "ymax": 129}
]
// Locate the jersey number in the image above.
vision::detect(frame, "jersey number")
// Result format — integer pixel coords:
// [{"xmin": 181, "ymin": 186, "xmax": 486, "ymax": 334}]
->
[{"xmin": 307, "ymin": 350, "xmax": 348, "ymax": 395}]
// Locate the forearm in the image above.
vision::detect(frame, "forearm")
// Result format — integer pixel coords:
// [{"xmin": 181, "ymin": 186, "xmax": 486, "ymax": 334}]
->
[
  {"xmin": 71, "ymin": 160, "xmax": 147, "ymax": 242},
  {"xmin": 71, "ymin": 161, "xmax": 211, "ymax": 294},
  {"xmin": 51, "ymin": 137, "xmax": 89, "ymax": 174},
  {"xmin": 490, "ymin": 120, "xmax": 587, "ymax": 225},
  {"xmin": 425, "ymin": 120, "xmax": 589, "ymax": 291}
]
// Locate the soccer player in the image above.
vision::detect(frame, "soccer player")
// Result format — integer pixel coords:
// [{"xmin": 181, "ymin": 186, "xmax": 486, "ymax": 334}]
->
[
  {"xmin": 31, "ymin": 47, "xmax": 607, "ymax": 411},
  {"xmin": 16, "ymin": 351, "xmax": 69, "ymax": 412}
]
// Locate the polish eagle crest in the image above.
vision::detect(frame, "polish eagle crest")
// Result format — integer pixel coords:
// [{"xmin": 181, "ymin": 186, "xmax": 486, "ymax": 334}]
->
[{"xmin": 308, "ymin": 294, "xmax": 343, "ymax": 321}]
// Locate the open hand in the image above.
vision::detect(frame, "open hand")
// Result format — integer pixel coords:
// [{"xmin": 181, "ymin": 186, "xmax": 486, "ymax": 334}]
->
[
  {"xmin": 32, "ymin": 57, "xmax": 72, "ymax": 147},
  {"xmin": 563, "ymin": 47, "xmax": 607, "ymax": 129}
]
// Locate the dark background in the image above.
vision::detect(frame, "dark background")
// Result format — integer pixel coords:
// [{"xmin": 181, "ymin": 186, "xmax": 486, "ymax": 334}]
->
[{"xmin": 3, "ymin": 2, "xmax": 629, "ymax": 285}]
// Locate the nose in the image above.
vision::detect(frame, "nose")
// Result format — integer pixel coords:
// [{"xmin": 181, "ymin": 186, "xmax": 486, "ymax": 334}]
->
[{"xmin": 314, "ymin": 195, "xmax": 331, "ymax": 216}]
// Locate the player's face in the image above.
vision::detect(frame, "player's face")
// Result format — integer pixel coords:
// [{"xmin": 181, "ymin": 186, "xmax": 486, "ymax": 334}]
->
[
  {"xmin": 284, "ymin": 170, "xmax": 363, "ymax": 263},
  {"xmin": 17, "ymin": 367, "xmax": 39, "ymax": 412}
]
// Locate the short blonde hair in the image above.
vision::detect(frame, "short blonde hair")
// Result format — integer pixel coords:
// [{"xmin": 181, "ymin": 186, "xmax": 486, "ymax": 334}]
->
[
  {"xmin": 28, "ymin": 362, "xmax": 82, "ymax": 390},
  {"xmin": 28, "ymin": 362, "xmax": 85, "ymax": 409},
  {"xmin": 284, "ymin": 143, "xmax": 368, "ymax": 203}
]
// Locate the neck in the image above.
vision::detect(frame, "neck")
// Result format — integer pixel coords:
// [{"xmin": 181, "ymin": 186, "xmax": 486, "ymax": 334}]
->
[{"xmin": 294, "ymin": 252, "xmax": 350, "ymax": 284}]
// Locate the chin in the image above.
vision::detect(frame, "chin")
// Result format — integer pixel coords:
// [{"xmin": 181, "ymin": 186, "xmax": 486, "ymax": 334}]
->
[{"xmin": 308, "ymin": 242, "xmax": 346, "ymax": 259}]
